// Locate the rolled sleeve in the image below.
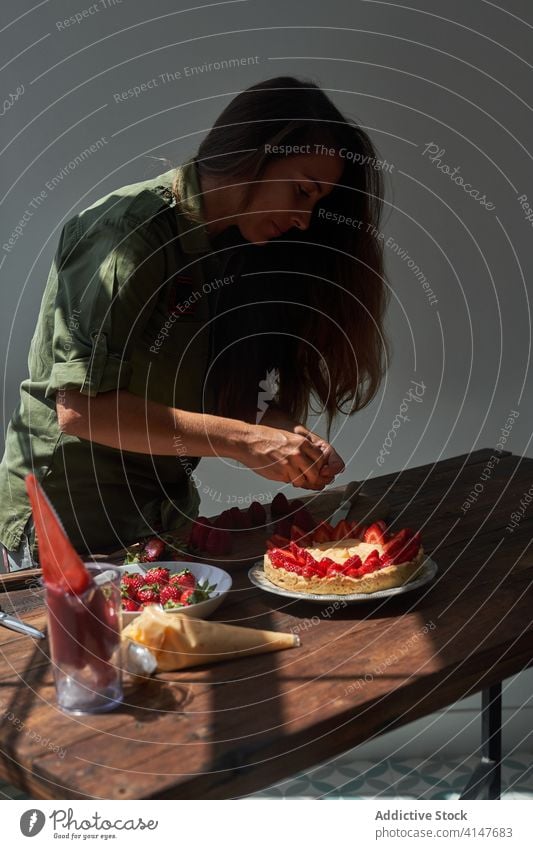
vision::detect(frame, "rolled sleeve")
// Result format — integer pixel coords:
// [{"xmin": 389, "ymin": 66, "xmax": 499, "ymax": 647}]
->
[{"xmin": 44, "ymin": 218, "xmax": 165, "ymax": 400}]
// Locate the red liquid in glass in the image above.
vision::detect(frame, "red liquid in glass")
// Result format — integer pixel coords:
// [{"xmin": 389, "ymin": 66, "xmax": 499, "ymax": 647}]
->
[{"xmin": 46, "ymin": 581, "xmax": 121, "ymax": 687}]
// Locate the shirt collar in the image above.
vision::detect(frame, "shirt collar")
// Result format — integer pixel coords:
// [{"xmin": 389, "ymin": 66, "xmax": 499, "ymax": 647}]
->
[{"xmin": 161, "ymin": 158, "xmax": 213, "ymax": 255}]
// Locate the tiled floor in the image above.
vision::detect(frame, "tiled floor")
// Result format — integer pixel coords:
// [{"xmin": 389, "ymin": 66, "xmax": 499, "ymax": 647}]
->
[
  {"xmin": 249, "ymin": 752, "xmax": 533, "ymax": 799},
  {"xmin": 1, "ymin": 752, "xmax": 531, "ymax": 800}
]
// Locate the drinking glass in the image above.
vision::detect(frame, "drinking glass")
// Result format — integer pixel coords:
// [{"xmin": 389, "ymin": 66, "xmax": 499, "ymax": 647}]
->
[{"xmin": 46, "ymin": 563, "xmax": 123, "ymax": 714}]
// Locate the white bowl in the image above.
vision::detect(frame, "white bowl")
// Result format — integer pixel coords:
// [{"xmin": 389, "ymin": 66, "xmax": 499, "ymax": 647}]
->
[{"xmin": 117, "ymin": 561, "xmax": 232, "ymax": 624}]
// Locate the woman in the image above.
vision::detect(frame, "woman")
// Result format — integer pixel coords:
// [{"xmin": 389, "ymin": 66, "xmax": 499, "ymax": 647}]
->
[{"xmin": 0, "ymin": 76, "xmax": 389, "ymax": 571}]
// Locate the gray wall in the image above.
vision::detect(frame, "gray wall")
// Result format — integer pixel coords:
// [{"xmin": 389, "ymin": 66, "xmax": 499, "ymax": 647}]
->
[{"xmin": 1, "ymin": 0, "xmax": 531, "ymax": 765}]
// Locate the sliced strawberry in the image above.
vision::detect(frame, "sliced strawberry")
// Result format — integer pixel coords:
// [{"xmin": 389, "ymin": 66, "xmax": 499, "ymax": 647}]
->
[
  {"xmin": 312, "ymin": 521, "xmax": 335, "ymax": 543},
  {"xmin": 188, "ymin": 517, "xmax": 211, "ymax": 550},
  {"xmin": 317, "ymin": 556, "xmax": 339, "ymax": 570},
  {"xmin": 238, "ymin": 509, "xmax": 252, "ymax": 529},
  {"xmin": 292, "ymin": 507, "xmax": 315, "ymax": 532},
  {"xmin": 379, "ymin": 553, "xmax": 395, "ymax": 568},
  {"xmin": 275, "ymin": 517, "xmax": 293, "ymax": 539},
  {"xmin": 383, "ymin": 528, "xmax": 415, "ymax": 552},
  {"xmin": 248, "ymin": 500, "xmax": 267, "ymax": 524},
  {"xmin": 290, "ymin": 523, "xmax": 314, "ymax": 545},
  {"xmin": 212, "ymin": 512, "xmax": 228, "ymax": 529},
  {"xmin": 346, "ymin": 567, "xmax": 361, "ymax": 578},
  {"xmin": 205, "ymin": 527, "xmax": 232, "ymax": 555},
  {"xmin": 312, "ymin": 524, "xmax": 332, "ymax": 544},
  {"xmin": 332, "ymin": 518, "xmax": 353, "ymax": 540},
  {"xmin": 266, "ymin": 549, "xmax": 286, "ymax": 569},
  {"xmin": 363, "ymin": 522, "xmax": 386, "ymax": 545},
  {"xmin": 269, "ymin": 550, "xmax": 302, "ymax": 573},
  {"xmin": 349, "ymin": 521, "xmax": 365, "ymax": 538},
  {"xmin": 227, "ymin": 506, "xmax": 252, "ymax": 529},
  {"xmin": 344, "ymin": 553, "xmax": 363, "ymax": 570},
  {"xmin": 271, "ymin": 492, "xmax": 290, "ymax": 518},
  {"xmin": 266, "ymin": 533, "xmax": 290, "ymax": 550},
  {"xmin": 313, "ymin": 560, "xmax": 328, "ymax": 577},
  {"xmin": 289, "ymin": 542, "xmax": 316, "ymax": 568},
  {"xmin": 363, "ymin": 548, "xmax": 381, "ymax": 566},
  {"xmin": 227, "ymin": 506, "xmax": 242, "ymax": 528},
  {"xmin": 390, "ymin": 540, "xmax": 420, "ymax": 565},
  {"xmin": 384, "ymin": 529, "xmax": 419, "ymax": 562}
]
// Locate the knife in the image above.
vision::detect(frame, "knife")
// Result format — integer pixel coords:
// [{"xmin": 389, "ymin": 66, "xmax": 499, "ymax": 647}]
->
[
  {"xmin": 0, "ymin": 609, "xmax": 45, "ymax": 639},
  {"xmin": 330, "ymin": 480, "xmax": 364, "ymax": 526}
]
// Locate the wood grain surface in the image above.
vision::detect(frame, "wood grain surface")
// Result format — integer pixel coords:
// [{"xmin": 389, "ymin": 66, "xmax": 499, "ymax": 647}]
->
[{"xmin": 1, "ymin": 447, "xmax": 532, "ymax": 800}]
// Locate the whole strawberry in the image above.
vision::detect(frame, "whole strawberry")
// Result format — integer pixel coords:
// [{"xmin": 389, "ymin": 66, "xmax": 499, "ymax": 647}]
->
[
  {"xmin": 179, "ymin": 587, "xmax": 196, "ymax": 606},
  {"xmin": 122, "ymin": 598, "xmax": 140, "ymax": 612},
  {"xmin": 160, "ymin": 583, "xmax": 183, "ymax": 607},
  {"xmin": 170, "ymin": 569, "xmax": 196, "ymax": 591},
  {"xmin": 136, "ymin": 586, "xmax": 161, "ymax": 605},
  {"xmin": 144, "ymin": 566, "xmax": 170, "ymax": 585},
  {"xmin": 139, "ymin": 537, "xmax": 166, "ymax": 563},
  {"xmin": 120, "ymin": 573, "xmax": 145, "ymax": 600}
]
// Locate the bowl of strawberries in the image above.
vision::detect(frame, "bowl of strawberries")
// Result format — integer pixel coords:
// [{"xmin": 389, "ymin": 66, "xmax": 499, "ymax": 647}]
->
[{"xmin": 118, "ymin": 561, "xmax": 232, "ymax": 623}]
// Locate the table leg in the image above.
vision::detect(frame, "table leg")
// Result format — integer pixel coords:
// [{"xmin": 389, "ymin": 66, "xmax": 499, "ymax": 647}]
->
[{"xmin": 459, "ymin": 681, "xmax": 502, "ymax": 800}]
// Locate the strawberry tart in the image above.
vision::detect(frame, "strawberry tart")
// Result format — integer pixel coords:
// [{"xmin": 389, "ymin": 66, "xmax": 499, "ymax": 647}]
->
[{"xmin": 263, "ymin": 520, "xmax": 425, "ymax": 595}]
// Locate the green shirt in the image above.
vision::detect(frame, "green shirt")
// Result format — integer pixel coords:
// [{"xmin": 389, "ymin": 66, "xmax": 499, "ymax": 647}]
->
[{"xmin": 0, "ymin": 158, "xmax": 244, "ymax": 557}]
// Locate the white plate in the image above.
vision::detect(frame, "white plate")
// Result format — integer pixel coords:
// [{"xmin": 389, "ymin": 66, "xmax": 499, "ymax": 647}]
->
[
  {"xmin": 118, "ymin": 561, "xmax": 232, "ymax": 623},
  {"xmin": 248, "ymin": 556, "xmax": 438, "ymax": 603}
]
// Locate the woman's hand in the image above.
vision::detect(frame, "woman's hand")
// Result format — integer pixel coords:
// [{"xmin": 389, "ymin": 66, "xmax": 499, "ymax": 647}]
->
[
  {"xmin": 235, "ymin": 423, "xmax": 332, "ymax": 490},
  {"xmin": 252, "ymin": 406, "xmax": 346, "ymax": 487},
  {"xmin": 292, "ymin": 424, "xmax": 345, "ymax": 484}
]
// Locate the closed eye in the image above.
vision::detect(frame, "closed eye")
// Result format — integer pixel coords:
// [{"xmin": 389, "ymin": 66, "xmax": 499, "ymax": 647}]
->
[{"xmin": 298, "ymin": 185, "xmax": 311, "ymax": 199}]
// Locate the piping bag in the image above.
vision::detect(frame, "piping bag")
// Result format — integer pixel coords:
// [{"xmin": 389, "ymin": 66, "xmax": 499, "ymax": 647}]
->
[
  {"xmin": 121, "ymin": 605, "xmax": 301, "ymax": 676},
  {"xmin": 25, "ymin": 474, "xmax": 119, "ymax": 683}
]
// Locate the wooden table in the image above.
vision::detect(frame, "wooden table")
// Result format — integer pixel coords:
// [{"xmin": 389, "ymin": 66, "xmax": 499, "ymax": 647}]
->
[{"xmin": 1, "ymin": 448, "xmax": 532, "ymax": 799}]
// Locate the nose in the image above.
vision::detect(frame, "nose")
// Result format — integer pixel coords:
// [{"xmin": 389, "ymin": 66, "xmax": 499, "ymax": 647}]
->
[{"xmin": 291, "ymin": 210, "xmax": 311, "ymax": 231}]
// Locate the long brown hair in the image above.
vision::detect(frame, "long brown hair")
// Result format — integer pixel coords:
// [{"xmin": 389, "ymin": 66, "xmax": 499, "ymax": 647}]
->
[{"xmin": 174, "ymin": 76, "xmax": 390, "ymax": 441}]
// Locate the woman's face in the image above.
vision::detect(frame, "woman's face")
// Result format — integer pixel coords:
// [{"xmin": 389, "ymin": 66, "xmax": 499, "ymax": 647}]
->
[{"xmin": 237, "ymin": 152, "xmax": 344, "ymax": 245}]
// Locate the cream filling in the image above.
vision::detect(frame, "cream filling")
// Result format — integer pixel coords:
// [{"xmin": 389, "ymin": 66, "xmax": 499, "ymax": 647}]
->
[
  {"xmin": 286, "ymin": 537, "xmax": 421, "ymax": 570},
  {"xmin": 303, "ymin": 537, "xmax": 384, "ymax": 564}
]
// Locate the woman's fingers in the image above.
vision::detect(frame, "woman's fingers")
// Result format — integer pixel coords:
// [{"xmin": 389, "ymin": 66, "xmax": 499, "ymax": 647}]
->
[{"xmin": 289, "ymin": 450, "xmax": 329, "ymax": 489}]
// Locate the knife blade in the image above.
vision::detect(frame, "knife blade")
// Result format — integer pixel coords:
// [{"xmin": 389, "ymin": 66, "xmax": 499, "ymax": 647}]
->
[
  {"xmin": 330, "ymin": 480, "xmax": 364, "ymax": 526},
  {"xmin": 0, "ymin": 610, "xmax": 45, "ymax": 639}
]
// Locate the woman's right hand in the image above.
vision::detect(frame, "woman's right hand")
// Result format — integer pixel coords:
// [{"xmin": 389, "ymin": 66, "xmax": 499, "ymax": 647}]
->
[{"xmin": 235, "ymin": 423, "xmax": 331, "ymax": 490}]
